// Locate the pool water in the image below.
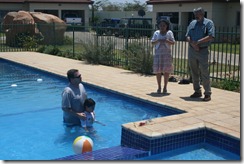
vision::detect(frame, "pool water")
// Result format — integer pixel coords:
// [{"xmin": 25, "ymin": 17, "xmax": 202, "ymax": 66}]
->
[
  {"xmin": 0, "ymin": 60, "xmax": 178, "ymax": 160},
  {"xmin": 137, "ymin": 143, "xmax": 240, "ymax": 160},
  {"xmin": 0, "ymin": 59, "xmax": 240, "ymax": 161}
]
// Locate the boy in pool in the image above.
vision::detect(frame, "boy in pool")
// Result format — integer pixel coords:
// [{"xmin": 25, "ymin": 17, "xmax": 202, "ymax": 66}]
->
[{"xmin": 80, "ymin": 98, "xmax": 96, "ymax": 132}]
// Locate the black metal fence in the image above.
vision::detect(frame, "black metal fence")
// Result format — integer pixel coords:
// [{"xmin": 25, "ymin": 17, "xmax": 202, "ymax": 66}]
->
[{"xmin": 0, "ymin": 24, "xmax": 240, "ymax": 83}]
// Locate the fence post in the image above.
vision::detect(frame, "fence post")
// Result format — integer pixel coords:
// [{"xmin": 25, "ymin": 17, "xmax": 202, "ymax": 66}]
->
[
  {"xmin": 52, "ymin": 22, "xmax": 55, "ymax": 47},
  {"xmin": 125, "ymin": 27, "xmax": 129, "ymax": 66},
  {"xmin": 72, "ymin": 24, "xmax": 75, "ymax": 57}
]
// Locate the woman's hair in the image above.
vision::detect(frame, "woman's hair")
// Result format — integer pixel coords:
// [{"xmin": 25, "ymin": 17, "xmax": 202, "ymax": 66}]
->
[{"xmin": 158, "ymin": 19, "xmax": 170, "ymax": 31}]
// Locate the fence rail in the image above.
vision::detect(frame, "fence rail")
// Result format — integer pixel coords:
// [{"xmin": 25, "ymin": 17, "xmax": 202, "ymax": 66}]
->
[{"xmin": 0, "ymin": 24, "xmax": 240, "ymax": 83}]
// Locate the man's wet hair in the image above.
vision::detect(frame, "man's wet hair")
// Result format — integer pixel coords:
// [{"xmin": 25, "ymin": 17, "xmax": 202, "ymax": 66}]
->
[{"xmin": 67, "ymin": 69, "xmax": 78, "ymax": 82}]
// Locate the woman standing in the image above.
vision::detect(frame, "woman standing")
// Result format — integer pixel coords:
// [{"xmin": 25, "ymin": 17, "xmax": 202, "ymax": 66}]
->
[{"xmin": 151, "ymin": 19, "xmax": 175, "ymax": 94}]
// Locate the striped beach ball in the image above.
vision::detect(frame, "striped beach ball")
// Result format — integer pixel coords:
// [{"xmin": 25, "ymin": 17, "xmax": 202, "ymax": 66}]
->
[{"xmin": 73, "ymin": 136, "xmax": 93, "ymax": 154}]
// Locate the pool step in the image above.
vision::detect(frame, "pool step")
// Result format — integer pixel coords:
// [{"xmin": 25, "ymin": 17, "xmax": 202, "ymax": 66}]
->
[{"xmin": 55, "ymin": 145, "xmax": 149, "ymax": 160}]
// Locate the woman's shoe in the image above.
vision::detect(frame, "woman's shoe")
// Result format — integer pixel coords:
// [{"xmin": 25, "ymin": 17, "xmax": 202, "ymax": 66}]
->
[
  {"xmin": 157, "ymin": 88, "xmax": 161, "ymax": 94},
  {"xmin": 163, "ymin": 88, "xmax": 167, "ymax": 94}
]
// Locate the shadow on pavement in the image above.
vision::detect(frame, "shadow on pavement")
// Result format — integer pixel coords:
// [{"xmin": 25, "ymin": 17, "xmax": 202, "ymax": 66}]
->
[{"xmin": 147, "ymin": 92, "xmax": 171, "ymax": 97}]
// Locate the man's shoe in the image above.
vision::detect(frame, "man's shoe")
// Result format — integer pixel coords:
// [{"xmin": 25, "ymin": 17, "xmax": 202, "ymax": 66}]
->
[
  {"xmin": 190, "ymin": 92, "xmax": 202, "ymax": 98},
  {"xmin": 203, "ymin": 95, "xmax": 211, "ymax": 101}
]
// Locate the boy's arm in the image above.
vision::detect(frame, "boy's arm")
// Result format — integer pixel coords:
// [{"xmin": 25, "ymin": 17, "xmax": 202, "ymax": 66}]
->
[{"xmin": 94, "ymin": 120, "xmax": 106, "ymax": 126}]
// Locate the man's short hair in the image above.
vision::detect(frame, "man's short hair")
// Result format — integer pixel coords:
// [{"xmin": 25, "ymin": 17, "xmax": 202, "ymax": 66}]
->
[
  {"xmin": 67, "ymin": 69, "xmax": 78, "ymax": 82},
  {"xmin": 193, "ymin": 7, "xmax": 205, "ymax": 14}
]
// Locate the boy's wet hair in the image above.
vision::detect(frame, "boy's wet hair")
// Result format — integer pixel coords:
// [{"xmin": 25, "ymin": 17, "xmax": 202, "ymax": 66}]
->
[{"xmin": 84, "ymin": 98, "xmax": 96, "ymax": 108}]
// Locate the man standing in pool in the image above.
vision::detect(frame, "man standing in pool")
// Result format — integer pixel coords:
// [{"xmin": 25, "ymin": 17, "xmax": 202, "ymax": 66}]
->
[{"xmin": 61, "ymin": 69, "xmax": 87, "ymax": 126}]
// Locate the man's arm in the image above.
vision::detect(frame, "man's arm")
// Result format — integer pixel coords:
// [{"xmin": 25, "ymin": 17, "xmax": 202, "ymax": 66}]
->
[
  {"xmin": 186, "ymin": 36, "xmax": 200, "ymax": 51},
  {"xmin": 196, "ymin": 35, "xmax": 214, "ymax": 45},
  {"xmin": 62, "ymin": 107, "xmax": 86, "ymax": 120},
  {"xmin": 197, "ymin": 20, "xmax": 215, "ymax": 45}
]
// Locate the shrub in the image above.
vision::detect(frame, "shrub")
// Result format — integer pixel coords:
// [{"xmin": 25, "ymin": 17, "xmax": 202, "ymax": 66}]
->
[
  {"xmin": 80, "ymin": 40, "xmax": 99, "ymax": 64},
  {"xmin": 43, "ymin": 45, "xmax": 61, "ymax": 55},
  {"xmin": 15, "ymin": 32, "xmax": 43, "ymax": 50},
  {"xmin": 123, "ymin": 42, "xmax": 153, "ymax": 75},
  {"xmin": 80, "ymin": 38, "xmax": 115, "ymax": 66},
  {"xmin": 211, "ymin": 79, "xmax": 240, "ymax": 92},
  {"xmin": 63, "ymin": 36, "xmax": 73, "ymax": 45},
  {"xmin": 36, "ymin": 45, "xmax": 47, "ymax": 53}
]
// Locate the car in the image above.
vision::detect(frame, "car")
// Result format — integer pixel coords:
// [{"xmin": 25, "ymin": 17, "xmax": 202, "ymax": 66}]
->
[
  {"xmin": 63, "ymin": 13, "xmax": 82, "ymax": 25},
  {"xmin": 96, "ymin": 18, "xmax": 120, "ymax": 36},
  {"xmin": 114, "ymin": 17, "xmax": 153, "ymax": 38}
]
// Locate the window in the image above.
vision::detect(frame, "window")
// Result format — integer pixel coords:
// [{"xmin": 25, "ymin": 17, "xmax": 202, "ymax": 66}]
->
[
  {"xmin": 157, "ymin": 12, "xmax": 179, "ymax": 24},
  {"xmin": 35, "ymin": 10, "xmax": 58, "ymax": 17},
  {"xmin": 237, "ymin": 11, "xmax": 240, "ymax": 26}
]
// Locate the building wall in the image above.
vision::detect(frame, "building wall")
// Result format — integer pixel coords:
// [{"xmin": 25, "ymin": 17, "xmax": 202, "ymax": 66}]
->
[
  {"xmin": 0, "ymin": 3, "xmax": 25, "ymax": 10},
  {"xmin": 152, "ymin": 2, "xmax": 240, "ymax": 28},
  {"xmin": 225, "ymin": 3, "xmax": 240, "ymax": 27},
  {"xmin": 0, "ymin": 1, "xmax": 240, "ymax": 28},
  {"xmin": 28, "ymin": 3, "xmax": 90, "ymax": 26},
  {"xmin": 94, "ymin": 2, "xmax": 240, "ymax": 28},
  {"xmin": 0, "ymin": 2, "xmax": 90, "ymax": 26},
  {"xmin": 153, "ymin": 3, "xmax": 213, "ymax": 26},
  {"xmin": 211, "ymin": 2, "xmax": 227, "ymax": 27},
  {"xmin": 0, "ymin": 3, "xmax": 26, "ymax": 22}
]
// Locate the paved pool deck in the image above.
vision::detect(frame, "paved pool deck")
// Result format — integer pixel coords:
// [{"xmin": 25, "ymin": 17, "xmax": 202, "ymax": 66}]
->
[{"xmin": 0, "ymin": 52, "xmax": 240, "ymax": 140}]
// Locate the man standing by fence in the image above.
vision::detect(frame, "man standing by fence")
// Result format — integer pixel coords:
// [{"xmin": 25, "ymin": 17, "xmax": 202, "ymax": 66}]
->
[{"xmin": 185, "ymin": 7, "xmax": 215, "ymax": 101}]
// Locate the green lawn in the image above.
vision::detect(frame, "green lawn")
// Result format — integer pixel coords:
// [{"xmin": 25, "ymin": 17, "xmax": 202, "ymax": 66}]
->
[{"xmin": 210, "ymin": 43, "xmax": 240, "ymax": 54}]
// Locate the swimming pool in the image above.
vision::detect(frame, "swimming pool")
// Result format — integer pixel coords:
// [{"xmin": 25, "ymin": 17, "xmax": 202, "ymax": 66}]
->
[
  {"xmin": 0, "ymin": 59, "xmax": 240, "ymax": 160},
  {"xmin": 0, "ymin": 59, "xmax": 182, "ymax": 160},
  {"xmin": 137, "ymin": 143, "xmax": 240, "ymax": 160}
]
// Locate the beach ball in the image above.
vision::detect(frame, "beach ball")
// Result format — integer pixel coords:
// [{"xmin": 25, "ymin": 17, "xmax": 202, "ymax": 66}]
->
[{"xmin": 73, "ymin": 136, "xmax": 93, "ymax": 154}]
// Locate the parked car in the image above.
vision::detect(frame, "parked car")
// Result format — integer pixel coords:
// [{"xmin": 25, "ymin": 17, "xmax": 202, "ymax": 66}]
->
[
  {"xmin": 114, "ymin": 17, "xmax": 153, "ymax": 38},
  {"xmin": 96, "ymin": 18, "xmax": 120, "ymax": 36},
  {"xmin": 63, "ymin": 13, "xmax": 82, "ymax": 25}
]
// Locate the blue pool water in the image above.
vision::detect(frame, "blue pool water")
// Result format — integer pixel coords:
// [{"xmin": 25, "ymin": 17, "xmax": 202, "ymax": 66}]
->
[
  {"xmin": 0, "ymin": 59, "xmax": 240, "ymax": 160},
  {"xmin": 0, "ymin": 59, "xmax": 179, "ymax": 160},
  {"xmin": 137, "ymin": 143, "xmax": 240, "ymax": 160}
]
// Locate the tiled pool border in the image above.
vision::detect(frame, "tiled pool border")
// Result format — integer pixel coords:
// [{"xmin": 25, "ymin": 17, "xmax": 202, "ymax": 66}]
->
[
  {"xmin": 55, "ymin": 146, "xmax": 149, "ymax": 160},
  {"xmin": 121, "ymin": 126, "xmax": 240, "ymax": 156},
  {"xmin": 55, "ymin": 127, "xmax": 240, "ymax": 160}
]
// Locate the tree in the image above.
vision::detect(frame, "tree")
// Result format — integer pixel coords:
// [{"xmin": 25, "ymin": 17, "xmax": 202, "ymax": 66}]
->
[
  {"xmin": 103, "ymin": 3, "xmax": 123, "ymax": 11},
  {"xmin": 90, "ymin": 0, "xmax": 108, "ymax": 24},
  {"xmin": 92, "ymin": 0, "xmax": 104, "ymax": 11},
  {"xmin": 123, "ymin": 0, "xmax": 147, "ymax": 11},
  {"xmin": 91, "ymin": 0, "xmax": 147, "ymax": 12}
]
